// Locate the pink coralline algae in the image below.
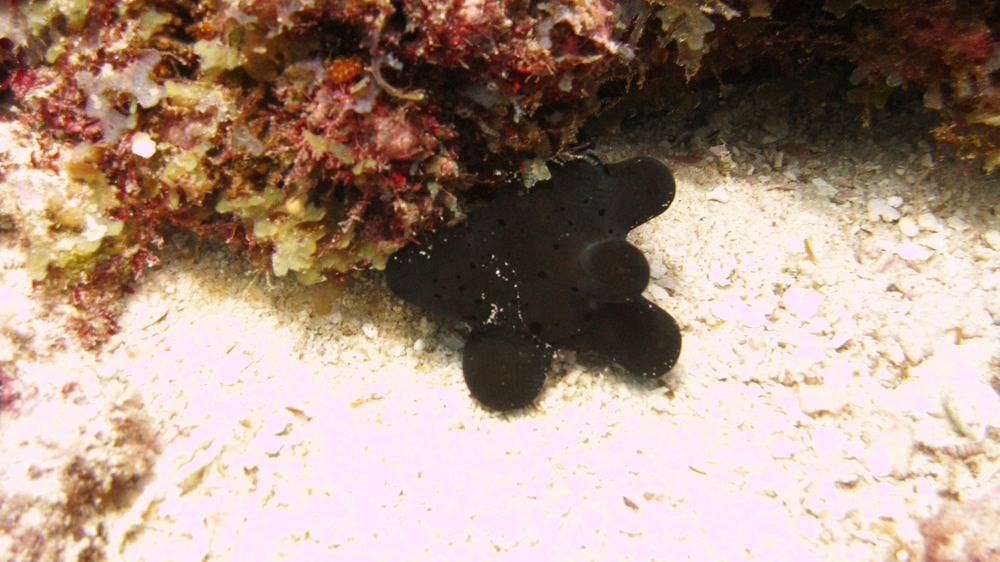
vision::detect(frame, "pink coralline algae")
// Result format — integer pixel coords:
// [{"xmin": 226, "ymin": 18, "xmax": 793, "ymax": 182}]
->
[
  {"xmin": 4, "ymin": 0, "xmax": 642, "ymax": 278},
  {"xmin": 3, "ymin": 1, "xmax": 1000, "ymax": 346},
  {"xmin": 920, "ymin": 485, "xmax": 1000, "ymax": 562},
  {"xmin": 1, "ymin": 0, "xmax": 645, "ymax": 344}
]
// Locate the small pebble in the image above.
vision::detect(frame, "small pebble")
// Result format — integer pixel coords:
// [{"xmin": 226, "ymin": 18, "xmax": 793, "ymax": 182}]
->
[
  {"xmin": 886, "ymin": 195, "xmax": 904, "ymax": 208},
  {"xmin": 898, "ymin": 216, "xmax": 919, "ymax": 237},
  {"xmin": 874, "ymin": 368, "xmax": 896, "ymax": 383},
  {"xmin": 884, "ymin": 338, "xmax": 906, "ymax": 365},
  {"xmin": 893, "ymin": 242, "xmax": 923, "ymax": 261},
  {"xmin": 648, "ymin": 258, "xmax": 668, "ymax": 279},
  {"xmin": 782, "ymin": 287, "xmax": 822, "ymax": 319},
  {"xmin": 798, "ymin": 384, "xmax": 848, "ymax": 416},
  {"xmin": 982, "ymin": 270, "xmax": 1000, "ymax": 291},
  {"xmin": 921, "ymin": 232, "xmax": 948, "ymax": 252},
  {"xmin": 361, "ymin": 323, "xmax": 378, "ymax": 339},
  {"xmin": 706, "ymin": 186, "xmax": 730, "ymax": 203},
  {"xmin": 131, "ymin": 132, "xmax": 157, "ymax": 158},
  {"xmin": 894, "ymin": 325, "xmax": 933, "ymax": 365},
  {"xmin": 947, "ymin": 216, "xmax": 970, "ymax": 231},
  {"xmin": 709, "ymin": 301, "xmax": 735, "ymax": 322},
  {"xmin": 918, "ymin": 345, "xmax": 1000, "ymax": 441},
  {"xmin": 647, "ymin": 284, "xmax": 669, "ymax": 302},
  {"xmin": 794, "ymin": 517, "xmax": 823, "ymax": 540},
  {"xmin": 982, "ymin": 230, "xmax": 1000, "ymax": 251},
  {"xmin": 943, "ymin": 378, "xmax": 1000, "ymax": 442},
  {"xmin": 413, "ymin": 338, "xmax": 426, "ymax": 351},
  {"xmin": 917, "ymin": 213, "xmax": 942, "ymax": 232},
  {"xmin": 868, "ymin": 198, "xmax": 902, "ymax": 222},
  {"xmin": 785, "ymin": 238, "xmax": 806, "ymax": 253},
  {"xmin": 770, "ymin": 436, "xmax": 800, "ymax": 459},
  {"xmin": 865, "ymin": 443, "xmax": 893, "ymax": 477},
  {"xmin": 723, "ymin": 294, "xmax": 770, "ymax": 328},
  {"xmin": 810, "ymin": 177, "xmax": 837, "ymax": 197},
  {"xmin": 709, "ymin": 262, "xmax": 734, "ymax": 285},
  {"xmin": 865, "ymin": 426, "xmax": 913, "ymax": 479},
  {"xmin": 439, "ymin": 333, "xmax": 465, "ymax": 350},
  {"xmin": 791, "ymin": 340, "xmax": 825, "ymax": 363}
]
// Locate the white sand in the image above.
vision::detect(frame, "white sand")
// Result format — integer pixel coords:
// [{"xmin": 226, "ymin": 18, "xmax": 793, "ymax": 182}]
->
[{"xmin": 2, "ymin": 87, "xmax": 1000, "ymax": 561}]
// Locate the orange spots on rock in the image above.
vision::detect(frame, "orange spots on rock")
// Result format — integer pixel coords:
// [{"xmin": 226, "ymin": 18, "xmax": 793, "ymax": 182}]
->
[{"xmin": 327, "ymin": 56, "xmax": 364, "ymax": 84}]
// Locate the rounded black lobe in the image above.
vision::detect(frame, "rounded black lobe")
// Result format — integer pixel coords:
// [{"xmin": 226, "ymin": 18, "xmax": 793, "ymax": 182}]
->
[
  {"xmin": 606, "ymin": 157, "xmax": 677, "ymax": 231},
  {"xmin": 462, "ymin": 329, "xmax": 552, "ymax": 411},
  {"xmin": 574, "ymin": 298, "xmax": 682, "ymax": 378},
  {"xmin": 580, "ymin": 239, "xmax": 650, "ymax": 302}
]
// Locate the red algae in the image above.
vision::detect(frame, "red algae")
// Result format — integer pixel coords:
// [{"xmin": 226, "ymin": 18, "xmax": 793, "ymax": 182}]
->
[
  {"xmin": 920, "ymin": 485, "xmax": 1000, "ymax": 562},
  {"xmin": 2, "ymin": 0, "xmax": 1000, "ymax": 346}
]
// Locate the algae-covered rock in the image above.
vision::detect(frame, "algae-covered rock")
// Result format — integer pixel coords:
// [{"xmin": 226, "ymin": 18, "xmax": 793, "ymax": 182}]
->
[
  {"xmin": 0, "ymin": 124, "xmax": 123, "ymax": 281},
  {"xmin": 3, "ymin": 0, "xmax": 1000, "ymax": 345}
]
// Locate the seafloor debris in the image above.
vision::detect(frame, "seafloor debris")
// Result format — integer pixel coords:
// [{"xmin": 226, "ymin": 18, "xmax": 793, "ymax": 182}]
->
[
  {"xmin": 919, "ymin": 485, "xmax": 1000, "ymax": 562},
  {"xmin": 385, "ymin": 156, "xmax": 681, "ymax": 410}
]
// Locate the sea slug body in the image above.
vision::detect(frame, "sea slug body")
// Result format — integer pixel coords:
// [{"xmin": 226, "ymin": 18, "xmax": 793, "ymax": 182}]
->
[{"xmin": 386, "ymin": 156, "xmax": 682, "ymax": 411}]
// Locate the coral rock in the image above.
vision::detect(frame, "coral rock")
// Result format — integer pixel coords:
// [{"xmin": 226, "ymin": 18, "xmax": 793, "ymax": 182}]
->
[{"xmin": 920, "ymin": 485, "xmax": 1000, "ymax": 562}]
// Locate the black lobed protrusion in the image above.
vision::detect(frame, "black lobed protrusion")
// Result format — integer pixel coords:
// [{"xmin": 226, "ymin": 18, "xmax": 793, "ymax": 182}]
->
[
  {"xmin": 605, "ymin": 156, "xmax": 677, "ymax": 231},
  {"xmin": 580, "ymin": 239, "xmax": 650, "ymax": 302},
  {"xmin": 385, "ymin": 156, "xmax": 682, "ymax": 411},
  {"xmin": 571, "ymin": 298, "xmax": 682, "ymax": 378},
  {"xmin": 462, "ymin": 329, "xmax": 552, "ymax": 411}
]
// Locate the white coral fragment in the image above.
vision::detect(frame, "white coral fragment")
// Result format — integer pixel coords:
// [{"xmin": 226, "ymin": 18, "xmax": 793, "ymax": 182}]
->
[{"xmin": 131, "ymin": 132, "xmax": 157, "ymax": 158}]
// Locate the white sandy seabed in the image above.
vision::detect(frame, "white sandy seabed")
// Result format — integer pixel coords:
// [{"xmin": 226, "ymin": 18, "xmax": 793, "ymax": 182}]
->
[{"xmin": 1, "ymin": 87, "xmax": 1000, "ymax": 562}]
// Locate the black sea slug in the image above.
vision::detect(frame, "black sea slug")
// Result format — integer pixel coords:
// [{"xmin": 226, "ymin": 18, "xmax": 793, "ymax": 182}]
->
[{"xmin": 386, "ymin": 157, "xmax": 681, "ymax": 411}]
